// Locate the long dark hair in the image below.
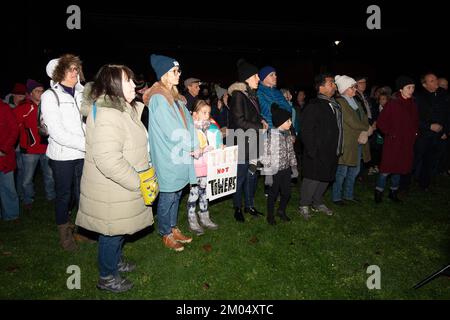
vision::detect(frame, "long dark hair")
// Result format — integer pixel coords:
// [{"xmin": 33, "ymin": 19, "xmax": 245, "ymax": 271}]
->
[{"xmin": 90, "ymin": 64, "xmax": 136, "ymax": 107}]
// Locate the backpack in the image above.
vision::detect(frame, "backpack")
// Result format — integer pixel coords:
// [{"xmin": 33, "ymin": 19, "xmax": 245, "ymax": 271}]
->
[{"xmin": 37, "ymin": 88, "xmax": 59, "ymax": 140}]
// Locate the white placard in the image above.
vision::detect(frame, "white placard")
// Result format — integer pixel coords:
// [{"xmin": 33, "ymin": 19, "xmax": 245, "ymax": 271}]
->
[{"xmin": 206, "ymin": 146, "xmax": 238, "ymax": 201}]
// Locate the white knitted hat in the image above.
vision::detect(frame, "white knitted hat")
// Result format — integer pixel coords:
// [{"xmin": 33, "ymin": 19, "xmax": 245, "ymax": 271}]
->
[{"xmin": 335, "ymin": 75, "xmax": 356, "ymax": 94}]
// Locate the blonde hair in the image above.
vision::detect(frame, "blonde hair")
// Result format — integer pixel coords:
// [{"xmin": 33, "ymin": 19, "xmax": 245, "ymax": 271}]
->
[
  {"xmin": 160, "ymin": 73, "xmax": 184, "ymax": 101},
  {"xmin": 193, "ymin": 99, "xmax": 211, "ymax": 113}
]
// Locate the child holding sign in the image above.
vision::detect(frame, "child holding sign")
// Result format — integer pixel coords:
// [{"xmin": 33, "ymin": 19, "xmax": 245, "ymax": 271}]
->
[
  {"xmin": 187, "ymin": 100, "xmax": 222, "ymax": 235},
  {"xmin": 261, "ymin": 104, "xmax": 298, "ymax": 225}
]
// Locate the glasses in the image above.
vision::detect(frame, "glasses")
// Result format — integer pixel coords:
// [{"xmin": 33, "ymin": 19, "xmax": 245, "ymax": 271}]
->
[
  {"xmin": 67, "ymin": 66, "xmax": 80, "ymax": 73},
  {"xmin": 171, "ymin": 69, "xmax": 182, "ymax": 76}
]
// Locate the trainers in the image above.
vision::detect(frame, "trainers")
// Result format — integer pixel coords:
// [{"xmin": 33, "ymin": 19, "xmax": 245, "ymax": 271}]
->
[
  {"xmin": 118, "ymin": 260, "xmax": 136, "ymax": 273},
  {"xmin": 162, "ymin": 234, "xmax": 184, "ymax": 252},
  {"xmin": 97, "ymin": 275, "xmax": 133, "ymax": 293},
  {"xmin": 311, "ymin": 204, "xmax": 333, "ymax": 216},
  {"xmin": 171, "ymin": 227, "xmax": 192, "ymax": 244},
  {"xmin": 298, "ymin": 206, "xmax": 312, "ymax": 220}
]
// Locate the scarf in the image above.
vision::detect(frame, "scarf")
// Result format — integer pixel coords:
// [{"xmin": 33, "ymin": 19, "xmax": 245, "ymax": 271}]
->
[{"xmin": 318, "ymin": 94, "xmax": 344, "ymax": 156}]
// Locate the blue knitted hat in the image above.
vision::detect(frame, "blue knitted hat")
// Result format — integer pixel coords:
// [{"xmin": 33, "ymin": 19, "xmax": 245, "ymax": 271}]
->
[
  {"xmin": 258, "ymin": 66, "xmax": 276, "ymax": 82},
  {"xmin": 150, "ymin": 54, "xmax": 179, "ymax": 80}
]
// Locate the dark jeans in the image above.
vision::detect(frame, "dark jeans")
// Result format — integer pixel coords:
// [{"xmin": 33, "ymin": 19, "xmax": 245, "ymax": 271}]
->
[
  {"xmin": 267, "ymin": 168, "xmax": 291, "ymax": 217},
  {"xmin": 49, "ymin": 159, "xmax": 84, "ymax": 225},
  {"xmin": 233, "ymin": 162, "xmax": 258, "ymax": 209},
  {"xmin": 98, "ymin": 235, "xmax": 124, "ymax": 277}
]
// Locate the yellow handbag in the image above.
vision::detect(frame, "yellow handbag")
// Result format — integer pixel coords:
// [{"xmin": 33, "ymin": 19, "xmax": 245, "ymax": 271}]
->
[{"xmin": 138, "ymin": 166, "xmax": 159, "ymax": 205}]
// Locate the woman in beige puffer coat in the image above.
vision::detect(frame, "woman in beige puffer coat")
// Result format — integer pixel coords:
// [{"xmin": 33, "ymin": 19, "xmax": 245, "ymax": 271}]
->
[{"xmin": 76, "ymin": 65, "xmax": 153, "ymax": 293}]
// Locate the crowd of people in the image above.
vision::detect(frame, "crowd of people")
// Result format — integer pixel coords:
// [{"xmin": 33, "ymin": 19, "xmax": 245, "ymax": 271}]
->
[{"xmin": 1, "ymin": 52, "xmax": 449, "ymax": 293}]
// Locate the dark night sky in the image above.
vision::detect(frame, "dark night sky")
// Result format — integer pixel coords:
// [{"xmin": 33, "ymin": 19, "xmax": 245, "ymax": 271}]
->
[{"xmin": 3, "ymin": 0, "xmax": 450, "ymax": 95}]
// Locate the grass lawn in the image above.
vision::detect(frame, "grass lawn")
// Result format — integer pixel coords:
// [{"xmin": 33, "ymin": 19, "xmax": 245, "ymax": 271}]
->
[{"xmin": 1, "ymin": 173, "xmax": 450, "ymax": 300}]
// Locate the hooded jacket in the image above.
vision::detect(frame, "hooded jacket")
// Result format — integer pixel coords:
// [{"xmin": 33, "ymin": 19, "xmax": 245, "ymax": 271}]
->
[{"xmin": 75, "ymin": 83, "xmax": 153, "ymax": 236}]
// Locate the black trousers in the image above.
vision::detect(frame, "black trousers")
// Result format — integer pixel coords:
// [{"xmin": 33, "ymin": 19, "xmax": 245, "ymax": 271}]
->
[
  {"xmin": 49, "ymin": 159, "xmax": 84, "ymax": 225},
  {"xmin": 267, "ymin": 168, "xmax": 291, "ymax": 217},
  {"xmin": 413, "ymin": 133, "xmax": 440, "ymax": 189}
]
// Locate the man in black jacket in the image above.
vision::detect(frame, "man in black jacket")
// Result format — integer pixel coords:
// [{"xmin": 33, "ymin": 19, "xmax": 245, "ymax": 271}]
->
[
  {"xmin": 413, "ymin": 72, "xmax": 448, "ymax": 190},
  {"xmin": 298, "ymin": 73, "xmax": 343, "ymax": 219}
]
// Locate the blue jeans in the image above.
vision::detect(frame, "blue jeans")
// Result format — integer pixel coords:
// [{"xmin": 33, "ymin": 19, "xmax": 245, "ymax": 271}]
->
[
  {"xmin": 233, "ymin": 162, "xmax": 258, "ymax": 208},
  {"xmin": 49, "ymin": 159, "xmax": 84, "ymax": 225},
  {"xmin": 0, "ymin": 171, "xmax": 20, "ymax": 221},
  {"xmin": 22, "ymin": 154, "xmax": 55, "ymax": 205},
  {"xmin": 332, "ymin": 146, "xmax": 362, "ymax": 201},
  {"xmin": 157, "ymin": 190, "xmax": 182, "ymax": 236},
  {"xmin": 376, "ymin": 173, "xmax": 400, "ymax": 192},
  {"xmin": 15, "ymin": 150, "xmax": 24, "ymax": 200},
  {"xmin": 98, "ymin": 235, "xmax": 124, "ymax": 277}
]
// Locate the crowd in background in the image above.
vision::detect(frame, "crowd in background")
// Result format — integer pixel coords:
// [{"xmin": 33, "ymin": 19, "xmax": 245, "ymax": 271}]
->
[{"xmin": 1, "ymin": 53, "xmax": 449, "ymax": 292}]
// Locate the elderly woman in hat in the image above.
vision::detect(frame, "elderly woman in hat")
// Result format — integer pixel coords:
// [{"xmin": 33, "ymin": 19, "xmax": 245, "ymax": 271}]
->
[
  {"xmin": 332, "ymin": 75, "xmax": 373, "ymax": 205},
  {"xmin": 143, "ymin": 54, "xmax": 199, "ymax": 252}
]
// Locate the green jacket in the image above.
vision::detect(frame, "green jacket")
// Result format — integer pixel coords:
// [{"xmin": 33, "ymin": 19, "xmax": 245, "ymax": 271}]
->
[{"xmin": 336, "ymin": 96, "xmax": 371, "ymax": 166}]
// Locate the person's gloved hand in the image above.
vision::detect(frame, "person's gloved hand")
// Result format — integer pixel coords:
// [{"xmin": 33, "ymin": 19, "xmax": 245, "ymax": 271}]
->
[
  {"xmin": 138, "ymin": 166, "xmax": 159, "ymax": 205},
  {"xmin": 291, "ymin": 166, "xmax": 299, "ymax": 179}
]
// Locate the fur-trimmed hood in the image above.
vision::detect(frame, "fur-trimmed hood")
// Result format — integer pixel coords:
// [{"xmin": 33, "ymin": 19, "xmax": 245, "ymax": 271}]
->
[
  {"xmin": 81, "ymin": 82, "xmax": 144, "ymax": 118},
  {"xmin": 227, "ymin": 82, "xmax": 248, "ymax": 96},
  {"xmin": 142, "ymin": 81, "xmax": 186, "ymax": 106}
]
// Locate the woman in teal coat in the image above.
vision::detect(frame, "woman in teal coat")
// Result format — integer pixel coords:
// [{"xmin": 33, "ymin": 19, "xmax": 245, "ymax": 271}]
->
[{"xmin": 144, "ymin": 54, "xmax": 199, "ymax": 252}]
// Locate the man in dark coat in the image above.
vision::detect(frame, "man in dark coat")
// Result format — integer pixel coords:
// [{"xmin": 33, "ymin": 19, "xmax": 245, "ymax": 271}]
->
[
  {"xmin": 227, "ymin": 59, "xmax": 268, "ymax": 222},
  {"xmin": 413, "ymin": 72, "xmax": 448, "ymax": 190},
  {"xmin": 298, "ymin": 73, "xmax": 343, "ymax": 219},
  {"xmin": 374, "ymin": 76, "xmax": 419, "ymax": 203}
]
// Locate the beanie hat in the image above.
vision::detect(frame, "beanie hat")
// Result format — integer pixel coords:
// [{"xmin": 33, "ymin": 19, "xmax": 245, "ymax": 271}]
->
[
  {"xmin": 335, "ymin": 75, "xmax": 357, "ymax": 94},
  {"xmin": 150, "ymin": 54, "xmax": 179, "ymax": 80},
  {"xmin": 237, "ymin": 59, "xmax": 259, "ymax": 82},
  {"xmin": 46, "ymin": 58, "xmax": 60, "ymax": 79},
  {"xmin": 135, "ymin": 80, "xmax": 147, "ymax": 91},
  {"xmin": 395, "ymin": 75, "xmax": 415, "ymax": 91},
  {"xmin": 11, "ymin": 83, "xmax": 26, "ymax": 95},
  {"xmin": 271, "ymin": 103, "xmax": 291, "ymax": 128},
  {"xmin": 215, "ymin": 84, "xmax": 227, "ymax": 99},
  {"xmin": 26, "ymin": 79, "xmax": 44, "ymax": 93},
  {"xmin": 258, "ymin": 66, "xmax": 276, "ymax": 82}
]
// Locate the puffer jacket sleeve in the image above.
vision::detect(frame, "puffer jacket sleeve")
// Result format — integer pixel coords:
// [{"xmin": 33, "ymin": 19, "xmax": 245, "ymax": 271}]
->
[
  {"xmin": 41, "ymin": 90, "xmax": 86, "ymax": 152},
  {"xmin": 91, "ymin": 109, "xmax": 140, "ymax": 191}
]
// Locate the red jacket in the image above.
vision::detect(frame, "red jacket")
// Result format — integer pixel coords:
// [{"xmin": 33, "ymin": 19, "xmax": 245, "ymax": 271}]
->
[
  {"xmin": 13, "ymin": 99, "xmax": 47, "ymax": 154},
  {"xmin": 0, "ymin": 101, "xmax": 19, "ymax": 173},
  {"xmin": 377, "ymin": 92, "xmax": 419, "ymax": 174}
]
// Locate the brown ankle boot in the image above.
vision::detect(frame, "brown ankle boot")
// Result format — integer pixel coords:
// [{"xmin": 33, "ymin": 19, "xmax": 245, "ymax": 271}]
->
[
  {"xmin": 171, "ymin": 227, "xmax": 192, "ymax": 243},
  {"xmin": 162, "ymin": 234, "xmax": 184, "ymax": 252},
  {"xmin": 57, "ymin": 223, "xmax": 78, "ymax": 251}
]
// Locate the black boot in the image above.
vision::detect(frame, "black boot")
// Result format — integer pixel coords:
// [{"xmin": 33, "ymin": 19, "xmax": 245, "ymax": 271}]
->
[
  {"xmin": 374, "ymin": 190, "xmax": 383, "ymax": 203},
  {"xmin": 234, "ymin": 207, "xmax": 245, "ymax": 222},
  {"xmin": 266, "ymin": 213, "xmax": 276, "ymax": 225},
  {"xmin": 245, "ymin": 207, "xmax": 264, "ymax": 217},
  {"xmin": 277, "ymin": 211, "xmax": 291, "ymax": 222},
  {"xmin": 388, "ymin": 189, "xmax": 402, "ymax": 203}
]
